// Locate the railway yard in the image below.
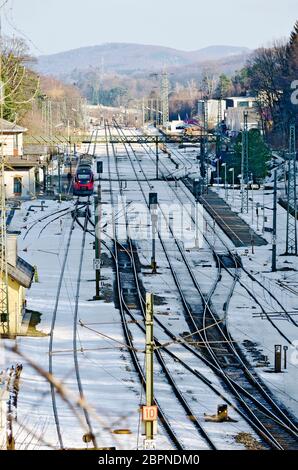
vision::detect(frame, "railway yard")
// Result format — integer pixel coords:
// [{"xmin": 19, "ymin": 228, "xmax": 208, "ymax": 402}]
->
[{"xmin": 2, "ymin": 123, "xmax": 298, "ymax": 451}]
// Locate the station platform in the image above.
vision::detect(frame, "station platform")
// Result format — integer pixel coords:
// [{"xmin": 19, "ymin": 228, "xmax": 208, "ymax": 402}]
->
[{"xmin": 198, "ymin": 191, "xmax": 268, "ymax": 248}]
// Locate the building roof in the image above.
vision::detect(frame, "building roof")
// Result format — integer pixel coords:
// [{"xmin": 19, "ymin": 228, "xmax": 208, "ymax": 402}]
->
[
  {"xmin": 0, "ymin": 118, "xmax": 27, "ymax": 134},
  {"xmin": 5, "ymin": 159, "xmax": 39, "ymax": 170},
  {"xmin": 7, "ymin": 256, "xmax": 35, "ymax": 288}
]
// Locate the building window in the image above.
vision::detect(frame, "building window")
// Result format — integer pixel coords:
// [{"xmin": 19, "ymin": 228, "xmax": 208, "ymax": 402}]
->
[{"xmin": 13, "ymin": 177, "xmax": 22, "ymax": 195}]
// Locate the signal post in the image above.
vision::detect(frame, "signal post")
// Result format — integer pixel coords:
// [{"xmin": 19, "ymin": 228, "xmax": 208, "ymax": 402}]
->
[{"xmin": 141, "ymin": 293, "xmax": 157, "ymax": 450}]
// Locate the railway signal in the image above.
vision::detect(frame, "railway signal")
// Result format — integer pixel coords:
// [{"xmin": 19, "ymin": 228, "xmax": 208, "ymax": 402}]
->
[{"xmin": 149, "ymin": 193, "xmax": 158, "ymax": 273}]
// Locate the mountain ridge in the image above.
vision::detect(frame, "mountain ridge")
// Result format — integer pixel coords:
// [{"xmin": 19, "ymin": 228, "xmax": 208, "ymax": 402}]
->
[{"xmin": 35, "ymin": 42, "xmax": 251, "ymax": 77}]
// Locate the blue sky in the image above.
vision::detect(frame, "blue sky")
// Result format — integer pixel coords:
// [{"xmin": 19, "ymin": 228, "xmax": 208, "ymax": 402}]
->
[{"xmin": 1, "ymin": 0, "xmax": 297, "ymax": 55}]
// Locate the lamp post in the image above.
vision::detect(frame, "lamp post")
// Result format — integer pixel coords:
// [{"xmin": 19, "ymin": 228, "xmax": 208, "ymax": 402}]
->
[
  {"xmin": 251, "ymin": 173, "xmax": 254, "ymax": 226},
  {"xmin": 256, "ymin": 202, "xmax": 261, "ymax": 231},
  {"xmin": 222, "ymin": 163, "xmax": 227, "ymax": 199},
  {"xmin": 216, "ymin": 158, "xmax": 220, "ymax": 191},
  {"xmin": 229, "ymin": 168, "xmax": 235, "ymax": 204}
]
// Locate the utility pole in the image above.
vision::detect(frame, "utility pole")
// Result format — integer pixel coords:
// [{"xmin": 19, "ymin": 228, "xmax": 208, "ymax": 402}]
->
[
  {"xmin": 161, "ymin": 71, "xmax": 169, "ymax": 126},
  {"xmin": 222, "ymin": 163, "xmax": 227, "ymax": 199},
  {"xmin": 142, "ymin": 293, "xmax": 157, "ymax": 449},
  {"xmin": 94, "ymin": 162, "xmax": 103, "ymax": 300},
  {"xmin": 149, "ymin": 193, "xmax": 158, "ymax": 274},
  {"xmin": 200, "ymin": 99, "xmax": 209, "ymax": 194},
  {"xmin": 216, "ymin": 97, "xmax": 222, "ymax": 159},
  {"xmin": 229, "ymin": 168, "xmax": 235, "ymax": 204},
  {"xmin": 286, "ymin": 123, "xmax": 297, "ymax": 255},
  {"xmin": 142, "ymin": 98, "xmax": 145, "ymax": 127},
  {"xmin": 0, "ymin": 12, "xmax": 9, "ymax": 336},
  {"xmin": 57, "ymin": 154, "xmax": 61, "ymax": 196},
  {"xmin": 272, "ymin": 170, "xmax": 277, "ymax": 272},
  {"xmin": 155, "ymin": 137, "xmax": 159, "ymax": 180},
  {"xmin": 241, "ymin": 111, "xmax": 249, "ymax": 214},
  {"xmin": 215, "ymin": 98, "xmax": 222, "ymax": 194}
]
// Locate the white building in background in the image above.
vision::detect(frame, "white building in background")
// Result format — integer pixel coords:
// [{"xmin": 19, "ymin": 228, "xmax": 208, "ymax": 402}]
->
[
  {"xmin": 197, "ymin": 99, "xmax": 226, "ymax": 130},
  {"xmin": 223, "ymin": 96, "xmax": 261, "ymax": 133},
  {"xmin": 225, "ymin": 96, "xmax": 257, "ymax": 109}
]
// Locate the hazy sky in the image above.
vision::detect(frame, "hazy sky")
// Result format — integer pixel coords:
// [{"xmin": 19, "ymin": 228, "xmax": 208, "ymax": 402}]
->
[{"xmin": 1, "ymin": 0, "xmax": 297, "ymax": 55}]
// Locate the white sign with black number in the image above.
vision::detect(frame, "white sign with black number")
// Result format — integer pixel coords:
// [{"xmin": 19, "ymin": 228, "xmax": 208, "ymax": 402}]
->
[
  {"xmin": 93, "ymin": 259, "xmax": 101, "ymax": 270},
  {"xmin": 143, "ymin": 439, "xmax": 156, "ymax": 450}
]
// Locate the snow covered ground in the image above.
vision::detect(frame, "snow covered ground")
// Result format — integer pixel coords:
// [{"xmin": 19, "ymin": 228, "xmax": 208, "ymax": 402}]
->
[
  {"xmin": 2, "ymin": 128, "xmax": 297, "ymax": 450},
  {"xmin": 212, "ymin": 186, "xmax": 298, "ymax": 418}
]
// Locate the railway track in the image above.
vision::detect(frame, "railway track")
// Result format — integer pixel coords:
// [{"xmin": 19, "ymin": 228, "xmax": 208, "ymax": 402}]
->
[
  {"xmin": 127, "ymin": 126, "xmax": 298, "ymax": 337},
  {"xmin": 23, "ymin": 206, "xmax": 72, "ymax": 241},
  {"xmin": 105, "ymin": 122, "xmax": 218, "ymax": 450},
  {"xmin": 111, "ymin": 121, "xmax": 298, "ymax": 450},
  {"xmin": 48, "ymin": 198, "xmax": 98, "ymax": 449}
]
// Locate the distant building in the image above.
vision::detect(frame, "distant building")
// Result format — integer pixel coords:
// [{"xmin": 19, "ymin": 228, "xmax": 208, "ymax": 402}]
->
[
  {"xmin": 1, "ymin": 233, "xmax": 34, "ymax": 336},
  {"xmin": 0, "ymin": 118, "xmax": 26, "ymax": 157},
  {"xmin": 1, "ymin": 118, "xmax": 42, "ymax": 199},
  {"xmin": 224, "ymin": 96, "xmax": 260, "ymax": 133},
  {"xmin": 197, "ymin": 100, "xmax": 226, "ymax": 130},
  {"xmin": 164, "ymin": 120, "xmax": 185, "ymax": 134}
]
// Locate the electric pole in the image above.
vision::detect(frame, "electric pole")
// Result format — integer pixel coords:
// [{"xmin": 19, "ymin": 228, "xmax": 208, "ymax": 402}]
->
[
  {"xmin": 216, "ymin": 98, "xmax": 222, "ymax": 160},
  {"xmin": 272, "ymin": 170, "xmax": 277, "ymax": 272},
  {"xmin": 142, "ymin": 98, "xmax": 145, "ymax": 127},
  {"xmin": 286, "ymin": 123, "xmax": 297, "ymax": 255},
  {"xmin": 142, "ymin": 293, "xmax": 157, "ymax": 450},
  {"xmin": 155, "ymin": 137, "xmax": 159, "ymax": 181},
  {"xmin": 200, "ymin": 99, "xmax": 209, "ymax": 194},
  {"xmin": 149, "ymin": 193, "xmax": 158, "ymax": 274},
  {"xmin": 94, "ymin": 162, "xmax": 103, "ymax": 300},
  {"xmin": 241, "ymin": 111, "xmax": 249, "ymax": 214},
  {"xmin": 0, "ymin": 13, "xmax": 9, "ymax": 336},
  {"xmin": 161, "ymin": 71, "xmax": 169, "ymax": 126}
]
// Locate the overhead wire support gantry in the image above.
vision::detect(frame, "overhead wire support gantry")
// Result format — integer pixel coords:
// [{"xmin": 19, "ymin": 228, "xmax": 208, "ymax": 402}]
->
[
  {"xmin": 241, "ymin": 111, "xmax": 249, "ymax": 214},
  {"xmin": 286, "ymin": 122, "xmax": 297, "ymax": 255}
]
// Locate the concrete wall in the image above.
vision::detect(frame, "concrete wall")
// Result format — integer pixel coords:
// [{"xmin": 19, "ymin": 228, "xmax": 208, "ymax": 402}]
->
[{"xmin": 0, "ymin": 273, "xmax": 25, "ymax": 336}]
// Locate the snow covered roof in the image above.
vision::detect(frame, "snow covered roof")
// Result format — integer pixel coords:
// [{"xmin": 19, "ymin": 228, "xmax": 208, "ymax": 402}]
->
[
  {"xmin": 7, "ymin": 256, "xmax": 34, "ymax": 288},
  {"xmin": 0, "ymin": 118, "xmax": 27, "ymax": 133}
]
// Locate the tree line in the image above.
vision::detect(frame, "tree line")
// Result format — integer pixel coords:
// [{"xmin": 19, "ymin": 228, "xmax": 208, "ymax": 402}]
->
[{"xmin": 0, "ymin": 36, "xmax": 86, "ymax": 134}]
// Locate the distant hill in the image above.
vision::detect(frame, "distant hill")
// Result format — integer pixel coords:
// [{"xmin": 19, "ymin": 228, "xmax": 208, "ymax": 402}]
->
[{"xmin": 35, "ymin": 42, "xmax": 251, "ymax": 77}]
